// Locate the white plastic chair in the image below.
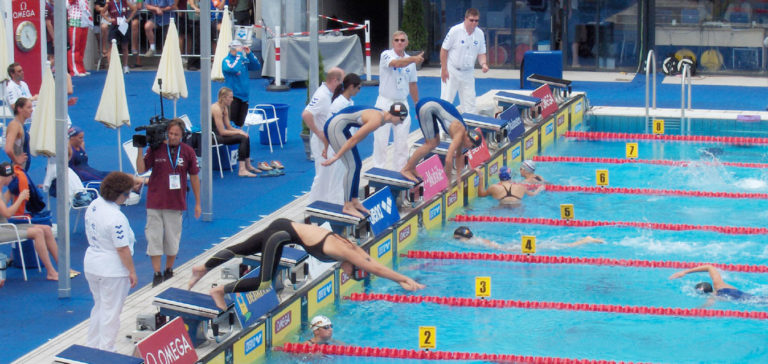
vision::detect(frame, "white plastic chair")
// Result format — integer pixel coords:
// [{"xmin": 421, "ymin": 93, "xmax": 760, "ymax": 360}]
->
[
  {"xmin": 40, "ymin": 159, "xmax": 101, "ymax": 232},
  {"xmin": 122, "ymin": 140, "xmax": 152, "ymax": 205},
  {"xmin": 179, "ymin": 114, "xmax": 231, "ymax": 178},
  {"xmin": 245, "ymin": 104, "xmax": 283, "ymax": 153},
  {"xmin": 0, "ymin": 215, "xmax": 41, "ymax": 281}
]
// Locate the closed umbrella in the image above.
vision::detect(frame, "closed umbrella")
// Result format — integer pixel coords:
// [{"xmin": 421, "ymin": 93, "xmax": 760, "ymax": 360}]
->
[
  {"xmin": 95, "ymin": 39, "xmax": 131, "ymax": 171},
  {"xmin": 211, "ymin": 6, "xmax": 233, "ymax": 82},
  {"xmin": 1, "ymin": 20, "xmax": 11, "ymax": 127},
  {"xmin": 29, "ymin": 64, "xmax": 56, "ymax": 157},
  {"xmin": 151, "ymin": 17, "xmax": 187, "ymax": 117}
]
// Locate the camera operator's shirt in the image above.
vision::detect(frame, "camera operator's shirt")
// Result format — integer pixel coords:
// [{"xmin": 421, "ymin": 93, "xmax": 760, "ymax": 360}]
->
[{"xmin": 144, "ymin": 143, "xmax": 199, "ymax": 211}]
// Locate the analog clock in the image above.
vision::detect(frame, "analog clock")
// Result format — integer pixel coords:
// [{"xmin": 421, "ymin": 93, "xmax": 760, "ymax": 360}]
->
[{"xmin": 15, "ymin": 21, "xmax": 38, "ymax": 52}]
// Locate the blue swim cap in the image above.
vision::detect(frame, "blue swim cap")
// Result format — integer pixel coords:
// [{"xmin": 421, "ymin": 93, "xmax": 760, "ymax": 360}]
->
[{"xmin": 499, "ymin": 167, "xmax": 512, "ymax": 181}]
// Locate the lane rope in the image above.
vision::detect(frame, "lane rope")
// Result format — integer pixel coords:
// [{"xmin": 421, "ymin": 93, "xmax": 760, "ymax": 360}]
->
[
  {"xmin": 563, "ymin": 131, "xmax": 768, "ymax": 145},
  {"xmin": 452, "ymin": 215, "xmax": 768, "ymax": 235},
  {"xmin": 276, "ymin": 343, "xmax": 641, "ymax": 363},
  {"xmin": 404, "ymin": 251, "xmax": 768, "ymax": 273},
  {"xmin": 533, "ymin": 155, "xmax": 768, "ymax": 169},
  {"xmin": 539, "ymin": 184, "xmax": 768, "ymax": 199},
  {"xmin": 346, "ymin": 293, "xmax": 768, "ymax": 320}
]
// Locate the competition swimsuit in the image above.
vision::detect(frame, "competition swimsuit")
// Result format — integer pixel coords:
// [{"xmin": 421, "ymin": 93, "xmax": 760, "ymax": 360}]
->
[
  {"xmin": 716, "ymin": 288, "xmax": 752, "ymax": 300},
  {"xmin": 204, "ymin": 218, "xmax": 337, "ymax": 293},
  {"xmin": 499, "ymin": 183, "xmax": 522, "ymax": 204}
]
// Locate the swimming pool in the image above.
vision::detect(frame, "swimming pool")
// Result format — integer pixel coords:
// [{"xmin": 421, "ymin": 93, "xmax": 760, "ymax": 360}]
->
[{"xmin": 271, "ymin": 119, "xmax": 768, "ymax": 363}]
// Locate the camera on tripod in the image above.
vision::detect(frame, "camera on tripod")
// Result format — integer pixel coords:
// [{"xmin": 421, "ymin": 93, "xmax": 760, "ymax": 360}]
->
[{"xmin": 133, "ymin": 115, "xmax": 171, "ymax": 149}]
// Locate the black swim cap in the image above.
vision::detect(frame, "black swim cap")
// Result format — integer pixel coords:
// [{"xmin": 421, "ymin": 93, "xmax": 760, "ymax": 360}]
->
[
  {"xmin": 466, "ymin": 128, "xmax": 482, "ymax": 148},
  {"xmin": 389, "ymin": 102, "xmax": 409, "ymax": 117},
  {"xmin": 453, "ymin": 226, "xmax": 473, "ymax": 239},
  {"xmin": 695, "ymin": 282, "xmax": 713, "ymax": 293}
]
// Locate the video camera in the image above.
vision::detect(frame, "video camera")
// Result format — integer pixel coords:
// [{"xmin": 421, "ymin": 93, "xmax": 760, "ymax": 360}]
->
[{"xmin": 133, "ymin": 115, "xmax": 171, "ymax": 149}]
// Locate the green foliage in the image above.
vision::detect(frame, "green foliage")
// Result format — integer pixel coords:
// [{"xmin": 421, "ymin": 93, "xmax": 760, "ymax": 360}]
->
[
  {"xmin": 401, "ymin": 0, "xmax": 427, "ymax": 53},
  {"xmin": 302, "ymin": 51, "xmax": 326, "ymax": 135}
]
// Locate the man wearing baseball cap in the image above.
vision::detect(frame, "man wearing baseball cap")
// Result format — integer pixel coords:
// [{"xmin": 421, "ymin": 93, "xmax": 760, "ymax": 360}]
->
[
  {"xmin": 223, "ymin": 39, "xmax": 261, "ymax": 128},
  {"xmin": 401, "ymin": 97, "xmax": 482, "ymax": 182},
  {"xmin": 306, "ymin": 315, "xmax": 344, "ymax": 345}
]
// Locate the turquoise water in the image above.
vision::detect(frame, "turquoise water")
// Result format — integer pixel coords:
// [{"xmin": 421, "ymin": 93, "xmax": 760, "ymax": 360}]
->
[{"xmin": 271, "ymin": 136, "xmax": 768, "ymax": 363}]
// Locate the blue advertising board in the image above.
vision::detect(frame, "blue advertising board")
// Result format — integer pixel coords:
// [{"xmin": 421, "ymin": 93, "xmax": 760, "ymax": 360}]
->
[
  {"xmin": 362, "ymin": 187, "xmax": 400, "ymax": 236},
  {"xmin": 228, "ymin": 268, "xmax": 279, "ymax": 328}
]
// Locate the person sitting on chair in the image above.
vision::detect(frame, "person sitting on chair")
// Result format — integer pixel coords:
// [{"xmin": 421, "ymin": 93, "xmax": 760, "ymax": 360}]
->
[
  {"xmin": 211, "ymin": 87, "xmax": 261, "ymax": 177},
  {"xmin": 189, "ymin": 218, "xmax": 425, "ymax": 310},
  {"xmin": 68, "ymin": 126, "xmax": 146, "ymax": 187}
]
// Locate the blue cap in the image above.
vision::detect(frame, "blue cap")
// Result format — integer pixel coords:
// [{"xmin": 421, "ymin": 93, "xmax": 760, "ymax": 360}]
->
[
  {"xmin": 68, "ymin": 126, "xmax": 83, "ymax": 138},
  {"xmin": 499, "ymin": 166, "xmax": 511, "ymax": 181}
]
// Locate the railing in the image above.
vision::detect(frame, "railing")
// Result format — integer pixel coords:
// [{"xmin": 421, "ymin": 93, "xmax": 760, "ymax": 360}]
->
[
  {"xmin": 680, "ymin": 62, "xmax": 692, "ymax": 135},
  {"xmin": 644, "ymin": 50, "xmax": 656, "ymax": 134}
]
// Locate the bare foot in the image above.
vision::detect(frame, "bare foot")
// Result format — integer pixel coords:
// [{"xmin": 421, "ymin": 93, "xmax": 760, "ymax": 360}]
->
[
  {"xmin": 188, "ymin": 265, "xmax": 208, "ymax": 289},
  {"xmin": 342, "ymin": 204, "xmax": 364, "ymax": 219},
  {"xmin": 400, "ymin": 169, "xmax": 421, "ymax": 183},
  {"xmin": 352, "ymin": 200, "xmax": 370, "ymax": 216},
  {"xmin": 210, "ymin": 285, "xmax": 227, "ymax": 311},
  {"xmin": 47, "ymin": 272, "xmax": 59, "ymax": 281},
  {"xmin": 238, "ymin": 171, "xmax": 258, "ymax": 178}
]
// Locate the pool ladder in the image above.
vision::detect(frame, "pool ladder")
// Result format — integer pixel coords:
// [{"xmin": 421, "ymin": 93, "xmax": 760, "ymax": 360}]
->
[{"xmin": 645, "ymin": 50, "xmax": 692, "ymax": 135}]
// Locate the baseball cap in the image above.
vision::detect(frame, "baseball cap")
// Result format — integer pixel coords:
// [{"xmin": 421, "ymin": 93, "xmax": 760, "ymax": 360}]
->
[
  {"xmin": 389, "ymin": 102, "xmax": 408, "ymax": 117},
  {"xmin": 310, "ymin": 315, "xmax": 332, "ymax": 331},
  {"xmin": 0, "ymin": 162, "xmax": 13, "ymax": 177},
  {"xmin": 68, "ymin": 126, "xmax": 83, "ymax": 138},
  {"xmin": 229, "ymin": 39, "xmax": 243, "ymax": 49},
  {"xmin": 521, "ymin": 160, "xmax": 536, "ymax": 173},
  {"xmin": 466, "ymin": 128, "xmax": 482, "ymax": 148},
  {"xmin": 499, "ymin": 166, "xmax": 512, "ymax": 181}
]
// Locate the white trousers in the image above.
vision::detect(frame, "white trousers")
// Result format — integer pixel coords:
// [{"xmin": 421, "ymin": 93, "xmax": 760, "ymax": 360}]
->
[
  {"xmin": 440, "ymin": 67, "xmax": 477, "ymax": 114},
  {"xmin": 86, "ymin": 273, "xmax": 131, "ymax": 352},
  {"xmin": 309, "ymin": 133, "xmax": 346, "ymax": 204},
  {"xmin": 373, "ymin": 96, "xmax": 411, "ymax": 170}
]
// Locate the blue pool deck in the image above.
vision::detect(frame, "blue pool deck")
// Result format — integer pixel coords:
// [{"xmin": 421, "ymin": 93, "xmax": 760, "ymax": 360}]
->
[{"xmin": 4, "ymin": 67, "xmax": 768, "ymax": 363}]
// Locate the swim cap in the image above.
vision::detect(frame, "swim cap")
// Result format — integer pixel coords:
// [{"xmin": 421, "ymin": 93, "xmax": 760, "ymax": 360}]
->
[
  {"xmin": 453, "ymin": 226, "xmax": 473, "ymax": 239},
  {"xmin": 499, "ymin": 166, "xmax": 511, "ymax": 181},
  {"xmin": 695, "ymin": 282, "xmax": 713, "ymax": 294},
  {"xmin": 310, "ymin": 315, "xmax": 332, "ymax": 331},
  {"xmin": 466, "ymin": 128, "xmax": 482, "ymax": 148},
  {"xmin": 521, "ymin": 160, "xmax": 536, "ymax": 173},
  {"xmin": 0, "ymin": 162, "xmax": 13, "ymax": 177},
  {"xmin": 68, "ymin": 126, "xmax": 83, "ymax": 138},
  {"xmin": 389, "ymin": 102, "xmax": 408, "ymax": 117}
]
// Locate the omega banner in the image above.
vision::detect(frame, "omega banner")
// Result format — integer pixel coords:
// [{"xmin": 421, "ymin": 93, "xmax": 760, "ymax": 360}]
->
[{"xmin": 11, "ymin": 0, "xmax": 43, "ymax": 93}]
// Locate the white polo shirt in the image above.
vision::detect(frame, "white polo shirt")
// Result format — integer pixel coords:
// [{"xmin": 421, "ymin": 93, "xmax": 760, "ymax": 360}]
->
[
  {"xmin": 378, "ymin": 49, "xmax": 418, "ymax": 100},
  {"xmin": 304, "ymin": 83, "xmax": 334, "ymax": 131},
  {"xmin": 84, "ymin": 197, "xmax": 135, "ymax": 277},
  {"xmin": 330, "ymin": 95, "xmax": 354, "ymax": 114},
  {"xmin": 441, "ymin": 23, "xmax": 487, "ymax": 71},
  {"xmin": 6, "ymin": 80, "xmax": 32, "ymax": 105}
]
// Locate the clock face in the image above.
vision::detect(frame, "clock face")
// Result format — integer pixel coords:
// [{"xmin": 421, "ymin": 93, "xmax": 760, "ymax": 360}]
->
[{"xmin": 15, "ymin": 21, "xmax": 38, "ymax": 52}]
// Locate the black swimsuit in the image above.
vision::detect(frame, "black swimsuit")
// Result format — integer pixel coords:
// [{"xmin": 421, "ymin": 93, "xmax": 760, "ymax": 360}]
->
[
  {"xmin": 501, "ymin": 184, "xmax": 522, "ymax": 201},
  {"xmin": 203, "ymin": 218, "xmax": 336, "ymax": 294}
]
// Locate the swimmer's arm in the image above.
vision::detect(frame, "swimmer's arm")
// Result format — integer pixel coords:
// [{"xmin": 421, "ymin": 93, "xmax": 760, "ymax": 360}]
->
[
  {"xmin": 564, "ymin": 236, "xmax": 604, "ymax": 247},
  {"xmin": 669, "ymin": 265, "xmax": 730, "ymax": 290},
  {"xmin": 699, "ymin": 296, "xmax": 717, "ymax": 309},
  {"xmin": 331, "ymin": 242, "xmax": 425, "ymax": 291},
  {"xmin": 525, "ymin": 184, "xmax": 545, "ymax": 196},
  {"xmin": 475, "ymin": 168, "xmax": 491, "ymax": 197}
]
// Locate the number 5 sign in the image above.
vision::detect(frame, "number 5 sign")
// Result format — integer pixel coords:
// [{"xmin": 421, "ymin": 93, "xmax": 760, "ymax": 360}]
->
[{"xmin": 419, "ymin": 326, "xmax": 436, "ymax": 349}]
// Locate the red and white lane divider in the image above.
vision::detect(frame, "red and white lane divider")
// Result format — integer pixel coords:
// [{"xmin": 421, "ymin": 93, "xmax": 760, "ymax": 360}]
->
[
  {"xmin": 539, "ymin": 184, "xmax": 768, "ymax": 199},
  {"xmin": 451, "ymin": 215, "xmax": 768, "ymax": 235},
  {"xmin": 346, "ymin": 293, "xmax": 768, "ymax": 320},
  {"xmin": 563, "ymin": 131, "xmax": 768, "ymax": 145},
  {"xmin": 533, "ymin": 155, "xmax": 768, "ymax": 169},
  {"xmin": 404, "ymin": 250, "xmax": 768, "ymax": 273}
]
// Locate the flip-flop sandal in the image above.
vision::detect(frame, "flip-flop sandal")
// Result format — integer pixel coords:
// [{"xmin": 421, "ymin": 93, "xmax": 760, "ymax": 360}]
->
[
  {"xmin": 70, "ymin": 270, "xmax": 81, "ymax": 279},
  {"xmin": 270, "ymin": 160, "xmax": 285, "ymax": 169},
  {"xmin": 238, "ymin": 172, "xmax": 259, "ymax": 178},
  {"xmin": 259, "ymin": 170, "xmax": 282, "ymax": 177},
  {"xmin": 257, "ymin": 162, "xmax": 273, "ymax": 171}
]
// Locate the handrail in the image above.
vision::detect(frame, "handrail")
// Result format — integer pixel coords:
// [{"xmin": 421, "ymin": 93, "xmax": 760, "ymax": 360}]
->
[
  {"xmin": 644, "ymin": 50, "xmax": 656, "ymax": 134},
  {"xmin": 680, "ymin": 63, "xmax": 692, "ymax": 135}
]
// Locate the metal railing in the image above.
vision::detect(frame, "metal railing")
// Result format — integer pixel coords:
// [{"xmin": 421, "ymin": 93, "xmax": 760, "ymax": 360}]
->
[
  {"xmin": 644, "ymin": 49, "xmax": 656, "ymax": 134},
  {"xmin": 680, "ymin": 62, "xmax": 692, "ymax": 135}
]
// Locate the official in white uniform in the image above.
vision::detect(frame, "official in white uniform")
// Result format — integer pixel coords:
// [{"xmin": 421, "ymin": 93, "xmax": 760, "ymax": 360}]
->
[
  {"xmin": 303, "ymin": 68, "xmax": 344, "ymax": 204},
  {"xmin": 440, "ymin": 8, "xmax": 489, "ymax": 114},
  {"xmin": 84, "ymin": 172, "xmax": 138, "ymax": 352},
  {"xmin": 321, "ymin": 73, "xmax": 362, "ymax": 205},
  {"xmin": 373, "ymin": 31, "xmax": 422, "ymax": 170}
]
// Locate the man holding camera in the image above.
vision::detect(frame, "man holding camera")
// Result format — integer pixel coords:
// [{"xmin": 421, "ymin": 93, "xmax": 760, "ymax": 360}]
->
[{"xmin": 136, "ymin": 119, "xmax": 201, "ymax": 287}]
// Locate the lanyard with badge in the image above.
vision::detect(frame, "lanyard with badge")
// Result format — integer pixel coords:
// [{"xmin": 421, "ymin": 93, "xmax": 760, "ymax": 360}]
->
[
  {"xmin": 167, "ymin": 144, "xmax": 181, "ymax": 190},
  {"xmin": 115, "ymin": 0, "xmax": 129, "ymax": 35}
]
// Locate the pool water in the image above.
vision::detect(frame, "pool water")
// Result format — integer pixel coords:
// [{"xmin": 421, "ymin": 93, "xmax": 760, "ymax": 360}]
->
[{"xmin": 271, "ymin": 137, "xmax": 768, "ymax": 363}]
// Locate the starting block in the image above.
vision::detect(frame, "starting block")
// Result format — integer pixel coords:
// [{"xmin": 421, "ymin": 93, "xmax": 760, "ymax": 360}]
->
[
  {"xmin": 241, "ymin": 246, "xmax": 310, "ymax": 287},
  {"xmin": 412, "ymin": 138, "xmax": 451, "ymax": 155},
  {"xmin": 526, "ymin": 73, "xmax": 572, "ymax": 104},
  {"xmin": 462, "ymin": 113, "xmax": 517, "ymax": 149},
  {"xmin": 305, "ymin": 200, "xmax": 364, "ymax": 237},
  {"xmin": 55, "ymin": 345, "xmax": 144, "ymax": 364},
  {"xmin": 363, "ymin": 167, "xmax": 422, "ymax": 208},
  {"xmin": 494, "ymin": 91, "xmax": 542, "ymax": 126},
  {"xmin": 153, "ymin": 288, "xmax": 234, "ymax": 347}
]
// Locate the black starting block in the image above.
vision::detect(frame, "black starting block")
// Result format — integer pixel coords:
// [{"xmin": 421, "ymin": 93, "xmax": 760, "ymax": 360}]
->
[
  {"xmin": 55, "ymin": 344, "xmax": 144, "ymax": 364},
  {"xmin": 494, "ymin": 91, "xmax": 542, "ymax": 126},
  {"xmin": 153, "ymin": 288, "xmax": 234, "ymax": 347},
  {"xmin": 305, "ymin": 201, "xmax": 364, "ymax": 237},
  {"xmin": 526, "ymin": 74, "xmax": 572, "ymax": 104},
  {"xmin": 241, "ymin": 246, "xmax": 310, "ymax": 287}
]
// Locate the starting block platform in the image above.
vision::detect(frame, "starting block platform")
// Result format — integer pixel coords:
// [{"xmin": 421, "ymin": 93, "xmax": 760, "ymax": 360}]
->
[
  {"xmin": 462, "ymin": 113, "xmax": 515, "ymax": 148},
  {"xmin": 305, "ymin": 201, "xmax": 365, "ymax": 237},
  {"xmin": 526, "ymin": 73, "xmax": 572, "ymax": 104},
  {"xmin": 364, "ymin": 167, "xmax": 418, "ymax": 193},
  {"xmin": 494, "ymin": 91, "xmax": 542, "ymax": 125},
  {"xmin": 241, "ymin": 246, "xmax": 310, "ymax": 285},
  {"xmin": 54, "ymin": 344, "xmax": 144, "ymax": 364},
  {"xmin": 412, "ymin": 138, "xmax": 451, "ymax": 155},
  {"xmin": 154, "ymin": 288, "xmax": 232, "ymax": 346}
]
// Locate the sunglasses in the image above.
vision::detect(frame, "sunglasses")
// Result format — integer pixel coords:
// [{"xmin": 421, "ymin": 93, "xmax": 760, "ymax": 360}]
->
[
  {"xmin": 317, "ymin": 324, "xmax": 332, "ymax": 330},
  {"xmin": 393, "ymin": 39, "xmax": 407, "ymax": 43}
]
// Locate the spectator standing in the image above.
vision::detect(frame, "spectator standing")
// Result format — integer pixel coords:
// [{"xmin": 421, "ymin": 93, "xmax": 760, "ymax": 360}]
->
[
  {"xmin": 5, "ymin": 63, "xmax": 37, "ymax": 106},
  {"xmin": 83, "ymin": 172, "xmax": 137, "ymax": 351},
  {"xmin": 186, "ymin": 0, "xmax": 227, "ymax": 70},
  {"xmin": 372, "ymin": 31, "xmax": 422, "ymax": 171},
  {"xmin": 67, "ymin": 0, "xmax": 93, "ymax": 76},
  {"xmin": 45, "ymin": 0, "xmax": 55, "ymax": 63},
  {"xmin": 440, "ymin": 8, "xmax": 488, "ymax": 114},
  {"xmin": 93, "ymin": 0, "xmax": 110, "ymax": 59},
  {"xmin": 104, "ymin": 0, "xmax": 137, "ymax": 73},
  {"xmin": 136, "ymin": 119, "xmax": 201, "ymax": 286},
  {"xmin": 222, "ymin": 39, "xmax": 261, "ymax": 127},
  {"xmin": 304, "ymin": 67, "xmax": 343, "ymax": 204},
  {"xmin": 231, "ymin": 0, "xmax": 253, "ymax": 25},
  {"xmin": 142, "ymin": 0, "xmax": 177, "ymax": 57}
]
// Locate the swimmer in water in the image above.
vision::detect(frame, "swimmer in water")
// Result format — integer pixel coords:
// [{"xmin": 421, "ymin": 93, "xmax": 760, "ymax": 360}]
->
[
  {"xmin": 476, "ymin": 166, "xmax": 544, "ymax": 205},
  {"xmin": 669, "ymin": 264, "xmax": 767, "ymax": 305},
  {"xmin": 452, "ymin": 226, "xmax": 603, "ymax": 252},
  {"xmin": 519, "ymin": 160, "xmax": 550, "ymax": 185}
]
